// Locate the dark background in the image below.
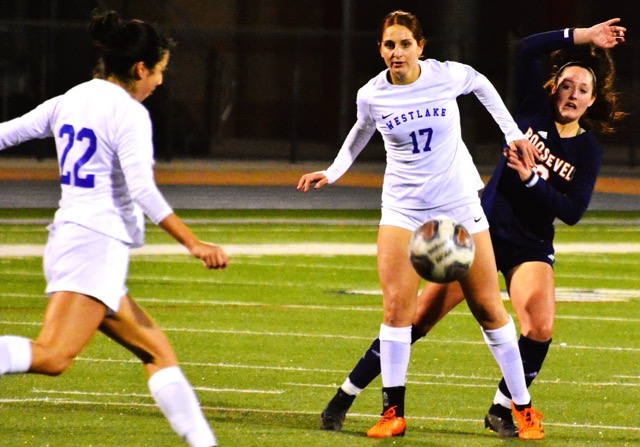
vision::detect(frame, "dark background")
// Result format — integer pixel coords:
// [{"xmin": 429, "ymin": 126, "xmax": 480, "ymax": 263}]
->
[{"xmin": 0, "ymin": 0, "xmax": 638, "ymax": 166}]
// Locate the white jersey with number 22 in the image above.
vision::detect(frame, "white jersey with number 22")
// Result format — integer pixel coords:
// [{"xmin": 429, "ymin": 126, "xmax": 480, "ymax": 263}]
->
[{"xmin": 0, "ymin": 78, "xmax": 172, "ymax": 247}]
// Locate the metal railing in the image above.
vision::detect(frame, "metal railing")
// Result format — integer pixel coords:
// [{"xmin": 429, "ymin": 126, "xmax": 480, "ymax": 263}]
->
[{"xmin": 0, "ymin": 7, "xmax": 637, "ymax": 167}]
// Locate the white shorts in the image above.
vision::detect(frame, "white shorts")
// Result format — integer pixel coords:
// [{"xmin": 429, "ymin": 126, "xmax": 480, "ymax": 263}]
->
[
  {"xmin": 380, "ymin": 194, "xmax": 489, "ymax": 234},
  {"xmin": 44, "ymin": 222, "xmax": 129, "ymax": 312}
]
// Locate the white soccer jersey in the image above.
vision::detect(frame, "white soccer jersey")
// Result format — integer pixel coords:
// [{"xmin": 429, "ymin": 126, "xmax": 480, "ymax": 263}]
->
[
  {"xmin": 0, "ymin": 79, "xmax": 172, "ymax": 247},
  {"xmin": 324, "ymin": 59, "xmax": 524, "ymax": 210}
]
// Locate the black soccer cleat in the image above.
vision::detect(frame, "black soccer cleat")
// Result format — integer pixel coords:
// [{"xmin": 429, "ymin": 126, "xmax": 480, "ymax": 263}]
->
[
  {"xmin": 484, "ymin": 403, "xmax": 518, "ymax": 438},
  {"xmin": 319, "ymin": 389, "xmax": 356, "ymax": 431},
  {"xmin": 320, "ymin": 405, "xmax": 348, "ymax": 431}
]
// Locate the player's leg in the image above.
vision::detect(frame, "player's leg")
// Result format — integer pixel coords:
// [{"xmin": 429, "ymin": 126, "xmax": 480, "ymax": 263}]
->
[
  {"xmin": 507, "ymin": 261, "xmax": 555, "ymax": 368},
  {"xmin": 99, "ymin": 294, "xmax": 217, "ymax": 447},
  {"xmin": 365, "ymin": 224, "xmax": 420, "ymax": 438},
  {"xmin": 488, "ymin": 262, "xmax": 554, "ymax": 431},
  {"xmin": 413, "ymin": 281, "xmax": 466, "ymax": 337},
  {"xmin": 1, "ymin": 222, "xmax": 118, "ymax": 377},
  {"xmin": 321, "ymin": 281, "xmax": 465, "ymax": 431},
  {"xmin": 0, "ymin": 291, "xmax": 105, "ymax": 376},
  {"xmin": 460, "ymin": 230, "xmax": 543, "ymax": 440},
  {"xmin": 352, "ymin": 281, "xmax": 464, "ymax": 390}
]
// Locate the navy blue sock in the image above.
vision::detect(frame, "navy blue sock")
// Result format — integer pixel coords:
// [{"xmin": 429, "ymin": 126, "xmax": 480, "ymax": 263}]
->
[
  {"xmin": 382, "ymin": 386, "xmax": 406, "ymax": 417},
  {"xmin": 325, "ymin": 387, "xmax": 356, "ymax": 413},
  {"xmin": 498, "ymin": 335, "xmax": 552, "ymax": 399},
  {"xmin": 347, "ymin": 337, "xmax": 382, "ymax": 390}
]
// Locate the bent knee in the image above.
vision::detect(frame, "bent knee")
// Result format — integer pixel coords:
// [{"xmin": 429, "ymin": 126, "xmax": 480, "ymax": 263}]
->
[
  {"xmin": 33, "ymin": 354, "xmax": 74, "ymax": 376},
  {"xmin": 383, "ymin": 295, "xmax": 416, "ymax": 326},
  {"xmin": 522, "ymin": 324, "xmax": 554, "ymax": 342},
  {"xmin": 138, "ymin": 348, "xmax": 178, "ymax": 368},
  {"xmin": 30, "ymin": 345, "xmax": 75, "ymax": 376}
]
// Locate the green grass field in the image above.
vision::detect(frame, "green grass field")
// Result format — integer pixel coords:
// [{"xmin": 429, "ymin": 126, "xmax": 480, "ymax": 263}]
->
[{"xmin": 0, "ymin": 209, "xmax": 639, "ymax": 446}]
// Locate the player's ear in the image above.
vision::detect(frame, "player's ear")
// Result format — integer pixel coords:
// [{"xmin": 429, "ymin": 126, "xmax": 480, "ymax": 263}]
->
[{"xmin": 131, "ymin": 61, "xmax": 146, "ymax": 80}]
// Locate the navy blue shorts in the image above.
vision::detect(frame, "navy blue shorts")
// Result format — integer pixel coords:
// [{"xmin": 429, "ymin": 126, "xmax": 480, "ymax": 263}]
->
[{"xmin": 491, "ymin": 233, "xmax": 555, "ymax": 274}]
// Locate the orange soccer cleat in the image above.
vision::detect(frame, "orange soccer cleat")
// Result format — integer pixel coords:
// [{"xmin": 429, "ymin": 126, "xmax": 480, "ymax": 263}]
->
[
  {"xmin": 366, "ymin": 406, "xmax": 406, "ymax": 438},
  {"xmin": 511, "ymin": 402, "xmax": 545, "ymax": 440}
]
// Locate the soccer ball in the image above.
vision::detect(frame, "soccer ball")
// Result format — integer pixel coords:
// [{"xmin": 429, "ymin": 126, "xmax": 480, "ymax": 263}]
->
[{"xmin": 408, "ymin": 217, "xmax": 475, "ymax": 283}]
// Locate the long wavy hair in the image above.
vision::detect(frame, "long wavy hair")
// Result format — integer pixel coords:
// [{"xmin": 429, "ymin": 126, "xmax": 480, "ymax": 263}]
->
[{"xmin": 544, "ymin": 44, "xmax": 626, "ymax": 135}]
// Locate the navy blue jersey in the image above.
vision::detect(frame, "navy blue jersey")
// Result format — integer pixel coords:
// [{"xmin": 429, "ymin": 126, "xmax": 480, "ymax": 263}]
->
[{"xmin": 482, "ymin": 29, "xmax": 603, "ymax": 251}]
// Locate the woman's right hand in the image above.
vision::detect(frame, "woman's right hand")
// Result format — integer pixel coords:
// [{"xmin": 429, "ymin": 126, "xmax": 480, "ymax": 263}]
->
[
  {"xmin": 297, "ymin": 171, "xmax": 328, "ymax": 193},
  {"xmin": 190, "ymin": 241, "xmax": 229, "ymax": 270}
]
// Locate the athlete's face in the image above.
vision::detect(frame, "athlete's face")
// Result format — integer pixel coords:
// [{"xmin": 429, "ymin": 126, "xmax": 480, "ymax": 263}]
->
[
  {"xmin": 379, "ymin": 24, "xmax": 424, "ymax": 85},
  {"xmin": 552, "ymin": 66, "xmax": 596, "ymax": 125},
  {"xmin": 133, "ymin": 52, "xmax": 170, "ymax": 102}
]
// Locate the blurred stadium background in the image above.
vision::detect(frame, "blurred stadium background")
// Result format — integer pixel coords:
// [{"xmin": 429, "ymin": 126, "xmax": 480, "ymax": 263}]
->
[{"xmin": 0, "ymin": 0, "xmax": 638, "ymax": 168}]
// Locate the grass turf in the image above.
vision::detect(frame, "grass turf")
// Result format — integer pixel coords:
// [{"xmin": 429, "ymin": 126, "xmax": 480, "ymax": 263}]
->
[{"xmin": 0, "ymin": 209, "xmax": 638, "ymax": 446}]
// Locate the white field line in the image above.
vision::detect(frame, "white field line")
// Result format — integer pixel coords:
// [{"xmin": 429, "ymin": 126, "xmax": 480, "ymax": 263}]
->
[
  {"xmin": 2, "ymin": 292, "xmax": 639, "ymax": 320},
  {"xmin": 2, "ymin": 292, "xmax": 640, "ymax": 320},
  {"xmin": 3, "ymin": 242, "xmax": 640, "ymax": 257},
  {"xmin": 2, "ymin": 376, "xmax": 639, "ymax": 434},
  {"xmin": 30, "ymin": 387, "xmax": 283, "ymax": 396},
  {"xmin": 0, "ymin": 243, "xmax": 377, "ymax": 257},
  {"xmin": 2, "ymin": 317, "xmax": 636, "ymax": 352},
  {"xmin": 2, "ymin": 217, "xmax": 639, "ymax": 226},
  {"xmin": 4, "ymin": 268, "xmax": 639, "ymax": 299},
  {"xmin": 20, "ymin": 356, "xmax": 640, "ymax": 387},
  {"xmin": 0, "ymin": 396, "xmax": 637, "ymax": 433},
  {"xmin": 348, "ymin": 288, "xmax": 640, "ymax": 302}
]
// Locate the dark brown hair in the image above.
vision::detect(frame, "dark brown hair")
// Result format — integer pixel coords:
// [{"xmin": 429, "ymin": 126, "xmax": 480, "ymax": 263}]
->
[
  {"xmin": 544, "ymin": 45, "xmax": 626, "ymax": 135},
  {"xmin": 378, "ymin": 10, "xmax": 427, "ymax": 49},
  {"xmin": 88, "ymin": 10, "xmax": 175, "ymax": 83}
]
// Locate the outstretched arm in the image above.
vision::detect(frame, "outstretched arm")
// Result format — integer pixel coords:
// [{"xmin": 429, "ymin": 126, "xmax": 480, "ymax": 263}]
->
[
  {"xmin": 0, "ymin": 97, "xmax": 59, "ymax": 149},
  {"xmin": 297, "ymin": 119, "xmax": 375, "ymax": 193},
  {"xmin": 573, "ymin": 18, "xmax": 626, "ymax": 48}
]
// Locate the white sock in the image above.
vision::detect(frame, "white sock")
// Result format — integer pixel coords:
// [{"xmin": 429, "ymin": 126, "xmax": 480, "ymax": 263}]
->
[
  {"xmin": 493, "ymin": 389, "xmax": 512, "ymax": 409},
  {"xmin": 0, "ymin": 336, "xmax": 32, "ymax": 375},
  {"xmin": 481, "ymin": 317, "xmax": 531, "ymax": 406},
  {"xmin": 148, "ymin": 366, "xmax": 217, "ymax": 447},
  {"xmin": 379, "ymin": 324, "xmax": 411, "ymax": 388},
  {"xmin": 341, "ymin": 377, "xmax": 362, "ymax": 396}
]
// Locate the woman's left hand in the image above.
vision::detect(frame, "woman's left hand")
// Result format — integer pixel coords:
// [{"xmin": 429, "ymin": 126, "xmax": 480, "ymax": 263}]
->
[
  {"xmin": 575, "ymin": 18, "xmax": 626, "ymax": 48},
  {"xmin": 508, "ymin": 138, "xmax": 539, "ymax": 169},
  {"xmin": 504, "ymin": 145, "xmax": 534, "ymax": 181}
]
